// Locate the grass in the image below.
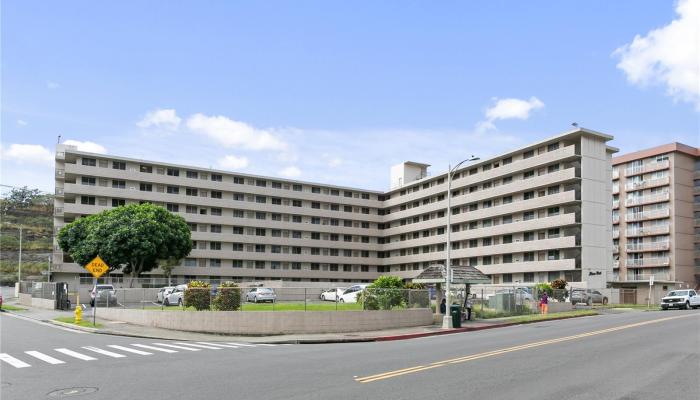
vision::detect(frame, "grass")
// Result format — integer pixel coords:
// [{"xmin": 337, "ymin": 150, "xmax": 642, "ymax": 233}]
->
[
  {"xmin": 144, "ymin": 301, "xmax": 366, "ymax": 312},
  {"xmin": 495, "ymin": 310, "xmax": 598, "ymax": 324},
  {"xmin": 54, "ymin": 316, "xmax": 103, "ymax": 328},
  {"xmin": 1, "ymin": 304, "xmax": 26, "ymax": 311},
  {"xmin": 594, "ymin": 303, "xmax": 658, "ymax": 310}
]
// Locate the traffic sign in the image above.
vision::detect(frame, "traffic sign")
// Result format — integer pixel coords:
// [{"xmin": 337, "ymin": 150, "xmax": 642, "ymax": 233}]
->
[{"xmin": 85, "ymin": 256, "xmax": 110, "ymax": 278}]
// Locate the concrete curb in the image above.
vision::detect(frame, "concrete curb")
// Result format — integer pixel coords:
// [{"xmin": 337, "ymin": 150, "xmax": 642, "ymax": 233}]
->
[{"xmin": 48, "ymin": 319, "xmax": 99, "ymax": 333}]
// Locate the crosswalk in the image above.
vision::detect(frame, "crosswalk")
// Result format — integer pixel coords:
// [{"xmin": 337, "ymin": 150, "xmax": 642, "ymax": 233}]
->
[{"xmin": 1, "ymin": 341, "xmax": 287, "ymax": 370}]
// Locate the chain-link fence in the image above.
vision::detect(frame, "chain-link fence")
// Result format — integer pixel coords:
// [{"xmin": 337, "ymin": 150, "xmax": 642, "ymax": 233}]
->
[{"xmin": 84, "ymin": 286, "xmax": 430, "ymax": 312}]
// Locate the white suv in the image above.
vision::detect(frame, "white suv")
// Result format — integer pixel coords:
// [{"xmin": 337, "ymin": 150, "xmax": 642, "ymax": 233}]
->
[{"xmin": 660, "ymin": 289, "xmax": 700, "ymax": 310}]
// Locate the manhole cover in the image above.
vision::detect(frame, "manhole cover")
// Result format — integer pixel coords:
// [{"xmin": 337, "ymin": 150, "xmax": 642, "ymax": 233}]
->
[{"xmin": 47, "ymin": 387, "xmax": 98, "ymax": 398}]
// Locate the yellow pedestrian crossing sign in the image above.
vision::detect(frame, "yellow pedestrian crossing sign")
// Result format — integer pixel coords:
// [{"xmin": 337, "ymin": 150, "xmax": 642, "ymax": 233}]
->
[{"xmin": 85, "ymin": 256, "xmax": 110, "ymax": 278}]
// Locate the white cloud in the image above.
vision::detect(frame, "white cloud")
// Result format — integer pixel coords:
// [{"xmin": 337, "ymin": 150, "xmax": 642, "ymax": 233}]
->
[
  {"xmin": 485, "ymin": 97, "xmax": 545, "ymax": 121},
  {"xmin": 46, "ymin": 81, "xmax": 60, "ymax": 89},
  {"xmin": 63, "ymin": 140, "xmax": 107, "ymax": 154},
  {"xmin": 1, "ymin": 144, "xmax": 53, "ymax": 166},
  {"xmin": 17, "ymin": 119, "xmax": 28, "ymax": 126},
  {"xmin": 322, "ymin": 154, "xmax": 343, "ymax": 167},
  {"xmin": 614, "ymin": 0, "xmax": 700, "ymax": 109},
  {"xmin": 186, "ymin": 113, "xmax": 287, "ymax": 151},
  {"xmin": 137, "ymin": 108, "xmax": 182, "ymax": 131},
  {"xmin": 218, "ymin": 155, "xmax": 249, "ymax": 170},
  {"xmin": 279, "ymin": 166, "xmax": 302, "ymax": 178}
]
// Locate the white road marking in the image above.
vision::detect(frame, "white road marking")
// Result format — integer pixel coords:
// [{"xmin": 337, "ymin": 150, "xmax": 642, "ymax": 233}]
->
[
  {"xmin": 195, "ymin": 342, "xmax": 240, "ymax": 348},
  {"xmin": 1, "ymin": 312, "xmax": 87, "ymax": 334},
  {"xmin": 174, "ymin": 342, "xmax": 222, "ymax": 350},
  {"xmin": 107, "ymin": 345, "xmax": 152, "ymax": 355},
  {"xmin": 226, "ymin": 342, "xmax": 257, "ymax": 347},
  {"xmin": 54, "ymin": 348, "xmax": 96, "ymax": 361},
  {"xmin": 0, "ymin": 353, "xmax": 31, "ymax": 368},
  {"xmin": 131, "ymin": 344, "xmax": 178, "ymax": 353},
  {"xmin": 82, "ymin": 346, "xmax": 126, "ymax": 358},
  {"xmin": 151, "ymin": 343, "xmax": 201, "ymax": 351},
  {"xmin": 256, "ymin": 344, "xmax": 277, "ymax": 347},
  {"xmin": 25, "ymin": 351, "xmax": 65, "ymax": 365}
]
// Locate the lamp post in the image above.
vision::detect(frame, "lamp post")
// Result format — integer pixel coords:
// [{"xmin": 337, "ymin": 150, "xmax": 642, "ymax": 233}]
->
[{"xmin": 443, "ymin": 156, "xmax": 479, "ymax": 329}]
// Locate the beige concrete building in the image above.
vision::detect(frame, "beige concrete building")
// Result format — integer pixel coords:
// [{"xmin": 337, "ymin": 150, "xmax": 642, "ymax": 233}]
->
[
  {"xmin": 52, "ymin": 128, "xmax": 615, "ymax": 288},
  {"xmin": 611, "ymin": 142, "xmax": 700, "ymax": 298}
]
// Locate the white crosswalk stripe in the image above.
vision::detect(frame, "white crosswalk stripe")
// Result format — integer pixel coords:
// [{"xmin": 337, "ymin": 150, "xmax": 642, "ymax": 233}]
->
[
  {"xmin": 131, "ymin": 344, "xmax": 178, "ymax": 353},
  {"xmin": 195, "ymin": 342, "xmax": 240, "ymax": 348},
  {"xmin": 55, "ymin": 348, "xmax": 97, "ymax": 361},
  {"xmin": 25, "ymin": 351, "xmax": 65, "ymax": 365},
  {"xmin": 174, "ymin": 342, "xmax": 222, "ymax": 350},
  {"xmin": 0, "ymin": 353, "xmax": 31, "ymax": 368},
  {"xmin": 151, "ymin": 343, "xmax": 201, "ymax": 351},
  {"xmin": 107, "ymin": 345, "xmax": 152, "ymax": 355},
  {"xmin": 82, "ymin": 346, "xmax": 126, "ymax": 358}
]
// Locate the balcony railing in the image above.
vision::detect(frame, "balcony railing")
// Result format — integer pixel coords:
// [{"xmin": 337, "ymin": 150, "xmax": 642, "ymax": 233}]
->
[
  {"xmin": 612, "ymin": 170, "xmax": 619, "ymax": 179},
  {"xmin": 626, "ymin": 242, "xmax": 670, "ymax": 252},
  {"xmin": 625, "ymin": 209, "xmax": 670, "ymax": 222},
  {"xmin": 613, "ymin": 245, "xmax": 619, "ymax": 253},
  {"xmin": 624, "ymin": 160, "xmax": 670, "ymax": 176},
  {"xmin": 612, "ymin": 200, "xmax": 620, "ymax": 209},
  {"xmin": 613, "ymin": 231, "xmax": 620, "ymax": 239},
  {"xmin": 625, "ymin": 226, "xmax": 670, "ymax": 237},
  {"xmin": 624, "ymin": 177, "xmax": 670, "ymax": 191},
  {"xmin": 624, "ymin": 192, "xmax": 670, "ymax": 207},
  {"xmin": 625, "ymin": 257, "xmax": 670, "ymax": 267},
  {"xmin": 612, "ymin": 215, "xmax": 620, "ymax": 223},
  {"xmin": 618, "ymin": 272, "xmax": 672, "ymax": 282}
]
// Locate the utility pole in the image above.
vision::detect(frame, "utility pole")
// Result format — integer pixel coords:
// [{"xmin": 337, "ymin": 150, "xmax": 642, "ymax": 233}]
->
[{"xmin": 18, "ymin": 226, "xmax": 23, "ymax": 282}]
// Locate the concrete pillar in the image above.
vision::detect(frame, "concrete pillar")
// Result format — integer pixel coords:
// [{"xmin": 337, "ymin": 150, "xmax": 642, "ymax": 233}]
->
[{"xmin": 435, "ymin": 283, "xmax": 443, "ymax": 317}]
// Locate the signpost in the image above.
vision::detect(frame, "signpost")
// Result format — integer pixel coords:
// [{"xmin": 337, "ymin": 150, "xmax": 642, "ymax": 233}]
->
[
  {"xmin": 85, "ymin": 256, "xmax": 109, "ymax": 326},
  {"xmin": 648, "ymin": 275, "xmax": 655, "ymax": 309}
]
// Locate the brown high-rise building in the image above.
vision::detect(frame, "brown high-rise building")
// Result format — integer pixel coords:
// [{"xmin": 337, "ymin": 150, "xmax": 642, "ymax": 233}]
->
[{"xmin": 611, "ymin": 142, "xmax": 699, "ymax": 302}]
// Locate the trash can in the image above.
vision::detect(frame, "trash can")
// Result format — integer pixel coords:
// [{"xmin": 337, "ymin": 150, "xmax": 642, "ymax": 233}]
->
[{"xmin": 450, "ymin": 304, "xmax": 462, "ymax": 328}]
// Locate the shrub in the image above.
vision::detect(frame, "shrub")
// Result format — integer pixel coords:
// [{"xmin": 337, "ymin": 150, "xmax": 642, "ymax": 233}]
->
[
  {"xmin": 360, "ymin": 275, "xmax": 406, "ymax": 310},
  {"xmin": 550, "ymin": 279, "xmax": 568, "ymax": 301},
  {"xmin": 184, "ymin": 280, "xmax": 211, "ymax": 310},
  {"xmin": 404, "ymin": 282, "xmax": 426, "ymax": 290},
  {"xmin": 534, "ymin": 283, "xmax": 553, "ymax": 297},
  {"xmin": 212, "ymin": 281, "xmax": 241, "ymax": 311}
]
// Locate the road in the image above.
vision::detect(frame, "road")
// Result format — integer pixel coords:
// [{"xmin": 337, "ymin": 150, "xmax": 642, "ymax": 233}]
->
[{"xmin": 1, "ymin": 310, "xmax": 698, "ymax": 399}]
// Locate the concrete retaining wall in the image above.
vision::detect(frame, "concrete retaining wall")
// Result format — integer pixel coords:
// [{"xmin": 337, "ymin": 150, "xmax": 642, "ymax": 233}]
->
[
  {"xmin": 18, "ymin": 293, "xmax": 55, "ymax": 309},
  {"xmin": 97, "ymin": 308, "xmax": 434, "ymax": 335}
]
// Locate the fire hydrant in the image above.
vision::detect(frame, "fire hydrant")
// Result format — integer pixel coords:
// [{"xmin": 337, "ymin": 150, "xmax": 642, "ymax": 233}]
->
[{"xmin": 74, "ymin": 295, "xmax": 82, "ymax": 324}]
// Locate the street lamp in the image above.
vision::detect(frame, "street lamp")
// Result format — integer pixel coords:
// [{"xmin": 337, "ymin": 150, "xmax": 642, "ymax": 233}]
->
[{"xmin": 444, "ymin": 156, "xmax": 479, "ymax": 328}]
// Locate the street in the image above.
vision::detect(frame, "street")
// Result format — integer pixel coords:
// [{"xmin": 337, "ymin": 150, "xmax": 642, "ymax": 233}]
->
[{"xmin": 1, "ymin": 310, "xmax": 698, "ymax": 399}]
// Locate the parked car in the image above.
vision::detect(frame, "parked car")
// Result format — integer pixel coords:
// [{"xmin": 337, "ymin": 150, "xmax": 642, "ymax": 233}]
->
[
  {"xmin": 338, "ymin": 285, "xmax": 368, "ymax": 303},
  {"xmin": 90, "ymin": 284, "xmax": 117, "ymax": 307},
  {"xmin": 320, "ymin": 287, "xmax": 346, "ymax": 302},
  {"xmin": 493, "ymin": 288, "xmax": 534, "ymax": 301},
  {"xmin": 246, "ymin": 288, "xmax": 276, "ymax": 303},
  {"xmin": 163, "ymin": 284, "xmax": 187, "ymax": 306},
  {"xmin": 570, "ymin": 289, "xmax": 608, "ymax": 305},
  {"xmin": 157, "ymin": 286, "xmax": 176, "ymax": 303},
  {"xmin": 660, "ymin": 289, "xmax": 700, "ymax": 310}
]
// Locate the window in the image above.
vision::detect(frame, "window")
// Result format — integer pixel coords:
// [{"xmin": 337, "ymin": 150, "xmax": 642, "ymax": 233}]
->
[
  {"xmin": 331, "ymin": 204, "xmax": 339, "ymax": 211},
  {"xmin": 292, "ymin": 215, "xmax": 302, "ymax": 223},
  {"xmin": 547, "ymin": 164, "xmax": 560, "ymax": 173},
  {"xmin": 292, "ymin": 231, "xmax": 302, "ymax": 239},
  {"xmin": 112, "ymin": 180, "xmax": 126, "ymax": 189},
  {"xmin": 187, "ymin": 223, "xmax": 197, "ymax": 231},
  {"xmin": 233, "ymin": 226, "xmax": 244, "ymax": 234},
  {"xmin": 523, "ymin": 232, "xmax": 535, "ymax": 241},
  {"xmin": 483, "ymin": 237, "xmax": 492, "ymax": 246},
  {"xmin": 312, "ymin": 187, "xmax": 321, "ymax": 194},
  {"xmin": 503, "ymin": 254, "xmax": 513, "ymax": 264},
  {"xmin": 312, "ymin": 202, "xmax": 320, "ymax": 209},
  {"xmin": 503, "ymin": 234, "xmax": 513, "ymax": 244},
  {"xmin": 255, "ymin": 228, "xmax": 266, "ymax": 236},
  {"xmin": 272, "ymin": 213, "xmax": 282, "ymax": 221},
  {"xmin": 502, "ymin": 157, "xmax": 512, "ymax": 165},
  {"xmin": 256, "ymin": 212, "xmax": 266, "ymax": 220},
  {"xmin": 186, "ymin": 187, "xmax": 198, "ymax": 196},
  {"xmin": 547, "ymin": 142, "xmax": 559, "ymax": 152},
  {"xmin": 186, "ymin": 205, "xmax": 197, "ymax": 214},
  {"xmin": 233, "ymin": 209, "xmax": 244, "ymax": 218},
  {"xmin": 211, "ymin": 173, "xmax": 222, "ymax": 182},
  {"xmin": 272, "ymin": 197, "xmax": 282, "ymax": 205},
  {"xmin": 547, "ymin": 186, "xmax": 560, "ymax": 195},
  {"xmin": 547, "ymin": 207, "xmax": 560, "ymax": 216},
  {"xmin": 210, "ymin": 224, "xmax": 221, "ymax": 233},
  {"xmin": 524, "ymin": 191, "xmax": 534, "ymax": 200},
  {"xmin": 292, "ymin": 200, "xmax": 302, "ymax": 207},
  {"xmin": 82, "ymin": 158, "xmax": 97, "ymax": 166},
  {"xmin": 523, "ymin": 150, "xmax": 534, "ymax": 159},
  {"xmin": 255, "ymin": 261, "xmax": 265, "ymax": 269},
  {"xmin": 523, "ymin": 252, "xmax": 535, "ymax": 262},
  {"xmin": 256, "ymin": 179, "xmax": 266, "ymax": 187},
  {"xmin": 330, "ymin": 189, "xmax": 339, "ymax": 196},
  {"xmin": 503, "ymin": 176, "xmax": 512, "ymax": 184},
  {"xmin": 482, "ymin": 256, "xmax": 492, "ymax": 265},
  {"xmin": 210, "ymin": 242, "xmax": 221, "ymax": 250},
  {"xmin": 256, "ymin": 196, "xmax": 267, "ymax": 204},
  {"xmin": 547, "ymin": 250, "xmax": 560, "ymax": 260},
  {"xmin": 139, "ymin": 183, "xmax": 152, "ymax": 192},
  {"xmin": 312, "ymin": 217, "xmax": 321, "ymax": 225},
  {"xmin": 502, "ymin": 215, "xmax": 512, "ymax": 224},
  {"xmin": 344, "ymin": 205, "xmax": 352, "ymax": 213},
  {"xmin": 362, "ymin": 193, "xmax": 370, "ymax": 200},
  {"xmin": 271, "ymin": 245, "xmax": 281, "ymax": 254},
  {"xmin": 292, "ymin": 247, "xmax": 301, "ymax": 255},
  {"xmin": 211, "ymin": 208, "xmax": 222, "ymax": 216},
  {"xmin": 469, "ymin": 239, "xmax": 478, "ymax": 248},
  {"xmin": 503, "ymin": 195, "xmax": 512, "ymax": 204},
  {"xmin": 547, "ymin": 228, "xmax": 560, "ymax": 238},
  {"xmin": 233, "ymin": 176, "xmax": 244, "ymax": 184},
  {"xmin": 140, "ymin": 165, "xmax": 152, "ymax": 173},
  {"xmin": 112, "ymin": 199, "xmax": 125, "ymax": 207},
  {"xmin": 112, "ymin": 161, "xmax": 126, "ymax": 170},
  {"xmin": 293, "ymin": 184, "xmax": 302, "ymax": 192},
  {"xmin": 271, "ymin": 230, "xmax": 281, "ymax": 238},
  {"xmin": 311, "ymin": 263, "xmax": 320, "ymax": 271},
  {"xmin": 166, "ymin": 203, "xmax": 179, "ymax": 212},
  {"xmin": 82, "ymin": 177, "xmax": 96, "ymax": 186},
  {"xmin": 271, "ymin": 181, "xmax": 282, "ymax": 189},
  {"xmin": 167, "ymin": 186, "xmax": 179, "ymax": 194},
  {"xmin": 523, "ymin": 211, "xmax": 535, "ymax": 221},
  {"xmin": 211, "ymin": 191, "xmax": 222, "ymax": 199},
  {"xmin": 523, "ymin": 272, "xmax": 534, "ymax": 282},
  {"xmin": 184, "ymin": 258, "xmax": 197, "ymax": 267},
  {"xmin": 167, "ymin": 168, "xmax": 179, "ymax": 176},
  {"xmin": 210, "ymin": 259, "xmax": 221, "ymax": 268},
  {"xmin": 186, "ymin": 170, "xmax": 198, "ymax": 179},
  {"xmin": 81, "ymin": 196, "xmax": 96, "ymax": 205},
  {"xmin": 524, "ymin": 170, "xmax": 535, "ymax": 179},
  {"xmin": 255, "ymin": 244, "xmax": 265, "ymax": 253}
]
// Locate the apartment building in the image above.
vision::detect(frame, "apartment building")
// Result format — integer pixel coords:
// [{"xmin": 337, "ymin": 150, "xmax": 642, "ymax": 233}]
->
[
  {"xmin": 52, "ymin": 127, "xmax": 615, "ymax": 288},
  {"xmin": 611, "ymin": 142, "xmax": 700, "ymax": 297}
]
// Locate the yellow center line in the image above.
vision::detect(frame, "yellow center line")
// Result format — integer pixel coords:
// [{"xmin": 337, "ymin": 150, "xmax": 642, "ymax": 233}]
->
[{"xmin": 355, "ymin": 314, "xmax": 695, "ymax": 383}]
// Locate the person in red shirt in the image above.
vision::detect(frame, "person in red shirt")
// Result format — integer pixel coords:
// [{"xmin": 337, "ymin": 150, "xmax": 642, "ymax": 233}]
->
[{"xmin": 540, "ymin": 292, "xmax": 549, "ymax": 314}]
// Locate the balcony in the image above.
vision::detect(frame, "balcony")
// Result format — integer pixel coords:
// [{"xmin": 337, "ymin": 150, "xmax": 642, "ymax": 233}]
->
[
  {"xmin": 616, "ymin": 272, "xmax": 672, "ymax": 282},
  {"xmin": 612, "ymin": 186, "xmax": 619, "ymax": 195},
  {"xmin": 625, "ymin": 209, "xmax": 670, "ymax": 222},
  {"xmin": 612, "ymin": 215, "xmax": 619, "ymax": 224},
  {"xmin": 624, "ymin": 160, "xmax": 669, "ymax": 177},
  {"xmin": 613, "ymin": 245, "xmax": 619, "ymax": 254},
  {"xmin": 613, "ymin": 231, "xmax": 620, "ymax": 239},
  {"xmin": 612, "ymin": 169, "xmax": 619, "ymax": 179},
  {"xmin": 625, "ymin": 225, "xmax": 670, "ymax": 237},
  {"xmin": 624, "ymin": 192, "xmax": 670, "ymax": 207},
  {"xmin": 612, "ymin": 200, "xmax": 620, "ymax": 209},
  {"xmin": 625, "ymin": 257, "xmax": 670, "ymax": 267},
  {"xmin": 626, "ymin": 242, "xmax": 670, "ymax": 252},
  {"xmin": 613, "ymin": 260, "xmax": 620, "ymax": 269},
  {"xmin": 624, "ymin": 176, "xmax": 670, "ymax": 191},
  {"xmin": 475, "ymin": 258, "xmax": 576, "ymax": 275}
]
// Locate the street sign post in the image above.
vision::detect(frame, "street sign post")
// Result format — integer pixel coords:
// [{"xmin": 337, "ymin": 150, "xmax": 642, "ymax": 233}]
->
[{"xmin": 85, "ymin": 256, "xmax": 110, "ymax": 326}]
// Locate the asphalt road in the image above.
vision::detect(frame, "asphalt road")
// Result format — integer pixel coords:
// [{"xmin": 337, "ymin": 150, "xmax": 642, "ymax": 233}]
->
[{"xmin": 1, "ymin": 310, "xmax": 698, "ymax": 400}]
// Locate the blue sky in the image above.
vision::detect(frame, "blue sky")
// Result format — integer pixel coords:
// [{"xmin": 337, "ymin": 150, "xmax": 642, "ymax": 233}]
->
[{"xmin": 2, "ymin": 0, "xmax": 698, "ymax": 193}]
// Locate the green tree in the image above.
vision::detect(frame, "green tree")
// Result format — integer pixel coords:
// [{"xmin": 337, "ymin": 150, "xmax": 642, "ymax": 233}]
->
[
  {"xmin": 57, "ymin": 203, "xmax": 192, "ymax": 286},
  {"xmin": 185, "ymin": 280, "xmax": 211, "ymax": 310},
  {"xmin": 360, "ymin": 275, "xmax": 406, "ymax": 310},
  {"xmin": 212, "ymin": 281, "xmax": 241, "ymax": 311}
]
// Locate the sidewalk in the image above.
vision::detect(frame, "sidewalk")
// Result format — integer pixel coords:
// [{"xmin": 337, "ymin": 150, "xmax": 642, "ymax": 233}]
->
[{"xmin": 3, "ymin": 298, "xmax": 597, "ymax": 344}]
